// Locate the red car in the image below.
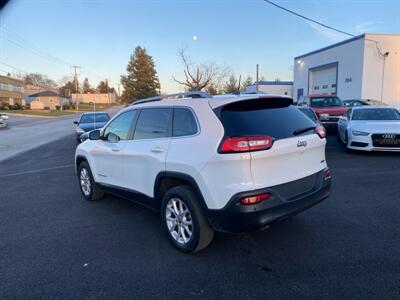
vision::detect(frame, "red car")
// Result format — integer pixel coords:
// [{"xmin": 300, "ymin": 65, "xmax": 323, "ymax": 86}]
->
[{"xmin": 297, "ymin": 94, "xmax": 348, "ymax": 129}]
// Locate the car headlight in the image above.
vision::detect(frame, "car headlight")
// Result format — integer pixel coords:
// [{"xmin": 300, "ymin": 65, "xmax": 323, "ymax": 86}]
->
[
  {"xmin": 352, "ymin": 130, "xmax": 369, "ymax": 136},
  {"xmin": 76, "ymin": 127, "xmax": 85, "ymax": 134},
  {"xmin": 319, "ymin": 114, "xmax": 329, "ymax": 120}
]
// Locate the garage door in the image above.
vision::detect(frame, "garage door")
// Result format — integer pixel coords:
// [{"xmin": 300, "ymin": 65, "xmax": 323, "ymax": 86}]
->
[{"xmin": 309, "ymin": 65, "xmax": 337, "ymax": 95}]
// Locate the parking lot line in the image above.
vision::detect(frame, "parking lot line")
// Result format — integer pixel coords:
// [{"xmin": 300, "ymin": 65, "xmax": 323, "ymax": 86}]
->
[{"xmin": 0, "ymin": 164, "xmax": 74, "ymax": 178}]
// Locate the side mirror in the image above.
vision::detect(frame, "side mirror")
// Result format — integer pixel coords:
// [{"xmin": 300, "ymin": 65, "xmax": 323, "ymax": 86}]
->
[
  {"xmin": 89, "ymin": 129, "xmax": 101, "ymax": 140},
  {"xmin": 74, "ymin": 121, "xmax": 78, "ymax": 124},
  {"xmin": 106, "ymin": 132, "xmax": 120, "ymax": 143}
]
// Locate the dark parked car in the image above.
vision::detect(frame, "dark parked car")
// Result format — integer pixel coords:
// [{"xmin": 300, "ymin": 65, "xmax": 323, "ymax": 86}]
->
[
  {"xmin": 298, "ymin": 107, "xmax": 321, "ymax": 125},
  {"xmin": 343, "ymin": 99, "xmax": 386, "ymax": 107},
  {"xmin": 74, "ymin": 112, "xmax": 110, "ymax": 142}
]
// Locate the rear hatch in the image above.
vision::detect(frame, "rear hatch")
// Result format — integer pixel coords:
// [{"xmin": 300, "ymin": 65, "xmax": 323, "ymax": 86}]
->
[{"xmin": 214, "ymin": 97, "xmax": 327, "ymax": 189}]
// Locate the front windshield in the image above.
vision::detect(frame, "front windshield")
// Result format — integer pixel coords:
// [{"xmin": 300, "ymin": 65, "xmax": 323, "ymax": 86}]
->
[
  {"xmin": 310, "ymin": 97, "xmax": 342, "ymax": 107},
  {"xmin": 80, "ymin": 113, "xmax": 110, "ymax": 123},
  {"xmin": 352, "ymin": 108, "xmax": 400, "ymax": 121}
]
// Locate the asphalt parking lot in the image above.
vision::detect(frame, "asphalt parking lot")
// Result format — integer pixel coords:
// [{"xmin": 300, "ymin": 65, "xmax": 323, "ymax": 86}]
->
[{"xmin": 0, "ymin": 134, "xmax": 399, "ymax": 299}]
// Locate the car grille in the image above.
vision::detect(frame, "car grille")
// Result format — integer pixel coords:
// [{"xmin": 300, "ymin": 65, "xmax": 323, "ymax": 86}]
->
[{"xmin": 372, "ymin": 134, "xmax": 400, "ymax": 148}]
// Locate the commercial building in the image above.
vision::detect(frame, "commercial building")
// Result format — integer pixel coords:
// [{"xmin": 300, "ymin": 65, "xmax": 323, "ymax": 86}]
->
[
  {"xmin": 71, "ymin": 92, "xmax": 117, "ymax": 104},
  {"xmin": 293, "ymin": 33, "xmax": 400, "ymax": 107},
  {"xmin": 245, "ymin": 81, "xmax": 293, "ymax": 97},
  {"xmin": 0, "ymin": 75, "xmax": 24, "ymax": 106}
]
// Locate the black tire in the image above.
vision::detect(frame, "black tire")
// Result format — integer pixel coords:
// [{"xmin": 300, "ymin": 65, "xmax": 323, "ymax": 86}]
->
[
  {"xmin": 161, "ymin": 185, "xmax": 214, "ymax": 253},
  {"xmin": 78, "ymin": 161, "xmax": 104, "ymax": 201}
]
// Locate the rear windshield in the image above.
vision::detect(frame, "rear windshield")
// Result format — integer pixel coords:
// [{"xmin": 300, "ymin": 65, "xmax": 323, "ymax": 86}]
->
[
  {"xmin": 218, "ymin": 99, "xmax": 316, "ymax": 139},
  {"xmin": 310, "ymin": 97, "xmax": 342, "ymax": 107},
  {"xmin": 80, "ymin": 113, "xmax": 110, "ymax": 123},
  {"xmin": 352, "ymin": 108, "xmax": 400, "ymax": 121}
]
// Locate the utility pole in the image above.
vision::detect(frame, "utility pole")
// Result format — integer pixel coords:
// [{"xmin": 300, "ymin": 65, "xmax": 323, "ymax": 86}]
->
[
  {"xmin": 70, "ymin": 65, "xmax": 81, "ymax": 111},
  {"xmin": 237, "ymin": 75, "xmax": 241, "ymax": 94},
  {"xmin": 256, "ymin": 64, "xmax": 259, "ymax": 93}
]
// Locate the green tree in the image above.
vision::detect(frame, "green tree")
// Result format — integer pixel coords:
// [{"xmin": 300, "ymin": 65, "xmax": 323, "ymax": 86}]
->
[
  {"xmin": 121, "ymin": 46, "xmax": 160, "ymax": 102},
  {"xmin": 241, "ymin": 76, "xmax": 253, "ymax": 91},
  {"xmin": 224, "ymin": 75, "xmax": 239, "ymax": 94},
  {"xmin": 83, "ymin": 78, "xmax": 91, "ymax": 93},
  {"xmin": 97, "ymin": 80, "xmax": 110, "ymax": 93}
]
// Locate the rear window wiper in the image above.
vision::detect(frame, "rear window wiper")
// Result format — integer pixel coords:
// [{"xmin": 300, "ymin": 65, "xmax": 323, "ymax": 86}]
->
[{"xmin": 293, "ymin": 126, "xmax": 316, "ymax": 136}]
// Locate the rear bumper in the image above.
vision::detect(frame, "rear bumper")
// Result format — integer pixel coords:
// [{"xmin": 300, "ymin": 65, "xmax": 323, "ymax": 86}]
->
[{"xmin": 206, "ymin": 169, "xmax": 331, "ymax": 233}]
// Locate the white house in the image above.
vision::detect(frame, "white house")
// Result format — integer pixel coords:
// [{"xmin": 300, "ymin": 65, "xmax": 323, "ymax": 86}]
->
[
  {"xmin": 293, "ymin": 33, "xmax": 400, "ymax": 107},
  {"xmin": 245, "ymin": 81, "xmax": 293, "ymax": 97}
]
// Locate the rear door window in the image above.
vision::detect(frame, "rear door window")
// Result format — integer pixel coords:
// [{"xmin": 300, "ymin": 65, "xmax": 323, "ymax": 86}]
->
[
  {"xmin": 134, "ymin": 108, "xmax": 172, "ymax": 140},
  {"xmin": 173, "ymin": 108, "xmax": 198, "ymax": 137},
  {"xmin": 218, "ymin": 99, "xmax": 316, "ymax": 139}
]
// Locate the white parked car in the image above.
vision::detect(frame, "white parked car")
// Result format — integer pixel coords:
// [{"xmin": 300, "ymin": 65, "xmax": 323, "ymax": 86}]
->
[
  {"xmin": 75, "ymin": 92, "xmax": 331, "ymax": 252},
  {"xmin": 337, "ymin": 106, "xmax": 400, "ymax": 151},
  {"xmin": 0, "ymin": 116, "xmax": 6, "ymax": 128}
]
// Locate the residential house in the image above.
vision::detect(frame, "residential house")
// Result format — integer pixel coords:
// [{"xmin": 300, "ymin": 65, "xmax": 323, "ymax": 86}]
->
[
  {"xmin": 71, "ymin": 92, "xmax": 117, "ymax": 104},
  {"xmin": 28, "ymin": 90, "xmax": 71, "ymax": 110}
]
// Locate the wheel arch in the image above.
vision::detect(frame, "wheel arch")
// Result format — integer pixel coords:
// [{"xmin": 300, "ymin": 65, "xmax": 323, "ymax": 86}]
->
[
  {"xmin": 75, "ymin": 155, "xmax": 88, "ymax": 173},
  {"xmin": 154, "ymin": 171, "xmax": 209, "ymax": 211}
]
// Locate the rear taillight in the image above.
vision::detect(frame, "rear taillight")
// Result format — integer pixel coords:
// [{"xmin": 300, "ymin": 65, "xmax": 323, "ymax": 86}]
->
[
  {"xmin": 220, "ymin": 136, "xmax": 274, "ymax": 153},
  {"xmin": 240, "ymin": 193, "xmax": 270, "ymax": 205},
  {"xmin": 315, "ymin": 125, "xmax": 326, "ymax": 139}
]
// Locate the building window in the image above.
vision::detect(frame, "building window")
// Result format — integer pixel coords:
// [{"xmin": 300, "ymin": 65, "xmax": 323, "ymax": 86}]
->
[
  {"xmin": 332, "ymin": 84, "xmax": 337, "ymax": 88},
  {"xmin": 314, "ymin": 86, "xmax": 319, "ymax": 90},
  {"xmin": 322, "ymin": 85, "xmax": 328, "ymax": 89}
]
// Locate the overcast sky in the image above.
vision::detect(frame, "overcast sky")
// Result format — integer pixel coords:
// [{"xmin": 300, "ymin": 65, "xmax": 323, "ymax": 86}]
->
[{"xmin": 0, "ymin": 0, "xmax": 399, "ymax": 92}]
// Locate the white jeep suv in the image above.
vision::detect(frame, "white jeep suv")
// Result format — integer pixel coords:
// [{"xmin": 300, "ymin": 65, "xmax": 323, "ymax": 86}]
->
[{"xmin": 75, "ymin": 92, "xmax": 331, "ymax": 252}]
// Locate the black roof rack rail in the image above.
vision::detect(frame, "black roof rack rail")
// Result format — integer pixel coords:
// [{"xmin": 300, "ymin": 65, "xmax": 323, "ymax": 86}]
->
[{"xmin": 130, "ymin": 91, "xmax": 211, "ymax": 105}]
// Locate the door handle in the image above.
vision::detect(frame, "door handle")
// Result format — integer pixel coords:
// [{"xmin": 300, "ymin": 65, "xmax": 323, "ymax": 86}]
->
[
  {"xmin": 111, "ymin": 147, "xmax": 121, "ymax": 152},
  {"xmin": 150, "ymin": 147, "xmax": 164, "ymax": 153}
]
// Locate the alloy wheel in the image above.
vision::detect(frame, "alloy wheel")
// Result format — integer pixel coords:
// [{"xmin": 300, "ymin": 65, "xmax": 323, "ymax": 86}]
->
[
  {"xmin": 80, "ymin": 168, "xmax": 91, "ymax": 196},
  {"xmin": 165, "ymin": 197, "xmax": 193, "ymax": 245}
]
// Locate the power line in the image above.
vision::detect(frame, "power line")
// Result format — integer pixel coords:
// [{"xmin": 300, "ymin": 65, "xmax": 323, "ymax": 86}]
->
[
  {"xmin": 0, "ymin": 61, "xmax": 28, "ymax": 74},
  {"xmin": 262, "ymin": 0, "xmax": 385, "ymax": 57},
  {"xmin": 263, "ymin": 0, "xmax": 355, "ymax": 37},
  {"xmin": 0, "ymin": 26, "xmax": 112, "ymax": 84}
]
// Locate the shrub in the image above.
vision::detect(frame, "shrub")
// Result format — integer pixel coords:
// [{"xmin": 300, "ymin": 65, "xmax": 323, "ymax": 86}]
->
[
  {"xmin": 62, "ymin": 104, "xmax": 71, "ymax": 110},
  {"xmin": 12, "ymin": 103, "xmax": 21, "ymax": 110},
  {"xmin": 55, "ymin": 105, "xmax": 61, "ymax": 111},
  {"xmin": 44, "ymin": 106, "xmax": 50, "ymax": 110},
  {"xmin": 2, "ymin": 105, "xmax": 10, "ymax": 111}
]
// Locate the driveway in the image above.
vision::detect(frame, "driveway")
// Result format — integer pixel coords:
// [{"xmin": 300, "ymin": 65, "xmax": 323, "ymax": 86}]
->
[{"xmin": 0, "ymin": 105, "xmax": 123, "ymax": 162}]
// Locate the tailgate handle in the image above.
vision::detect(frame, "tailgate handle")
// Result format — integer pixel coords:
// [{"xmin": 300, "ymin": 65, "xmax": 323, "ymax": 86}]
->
[{"xmin": 111, "ymin": 147, "xmax": 121, "ymax": 152}]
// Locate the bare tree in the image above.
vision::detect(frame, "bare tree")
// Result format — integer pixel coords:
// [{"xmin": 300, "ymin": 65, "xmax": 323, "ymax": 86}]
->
[{"xmin": 173, "ymin": 48, "xmax": 229, "ymax": 91}]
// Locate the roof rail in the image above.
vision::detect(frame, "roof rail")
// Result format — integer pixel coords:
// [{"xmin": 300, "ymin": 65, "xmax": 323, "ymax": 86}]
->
[{"xmin": 130, "ymin": 91, "xmax": 211, "ymax": 105}]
